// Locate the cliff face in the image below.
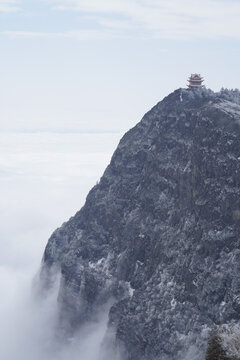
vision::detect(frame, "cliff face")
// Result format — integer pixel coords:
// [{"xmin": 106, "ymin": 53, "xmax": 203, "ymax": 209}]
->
[{"xmin": 42, "ymin": 87, "xmax": 240, "ymax": 360}]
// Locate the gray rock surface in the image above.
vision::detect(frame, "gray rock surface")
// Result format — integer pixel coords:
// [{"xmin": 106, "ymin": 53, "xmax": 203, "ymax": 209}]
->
[{"xmin": 41, "ymin": 87, "xmax": 240, "ymax": 360}]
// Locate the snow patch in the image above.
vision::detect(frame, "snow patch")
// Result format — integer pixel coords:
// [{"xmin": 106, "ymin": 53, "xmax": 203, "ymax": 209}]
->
[
  {"xmin": 171, "ymin": 298, "xmax": 176, "ymax": 310},
  {"xmin": 214, "ymin": 100, "xmax": 240, "ymax": 120},
  {"xmin": 88, "ymin": 253, "xmax": 113, "ymax": 278},
  {"xmin": 125, "ymin": 282, "xmax": 135, "ymax": 297},
  {"xmin": 218, "ymin": 323, "xmax": 240, "ymax": 360}
]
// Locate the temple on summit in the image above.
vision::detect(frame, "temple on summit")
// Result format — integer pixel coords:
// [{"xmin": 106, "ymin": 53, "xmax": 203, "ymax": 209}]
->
[{"xmin": 188, "ymin": 74, "xmax": 204, "ymax": 89}]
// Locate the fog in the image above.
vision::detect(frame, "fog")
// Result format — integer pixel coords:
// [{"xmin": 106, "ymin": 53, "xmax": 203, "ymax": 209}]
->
[{"xmin": 0, "ymin": 132, "xmax": 122, "ymax": 360}]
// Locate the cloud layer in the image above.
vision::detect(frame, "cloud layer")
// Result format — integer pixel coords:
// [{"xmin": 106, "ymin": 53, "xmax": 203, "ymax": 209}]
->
[
  {"xmin": 0, "ymin": 0, "xmax": 21, "ymax": 12},
  {"xmin": 1, "ymin": 29, "xmax": 119, "ymax": 40},
  {"xmin": 0, "ymin": 132, "xmax": 121, "ymax": 360},
  {"xmin": 47, "ymin": 0, "xmax": 240, "ymax": 40},
  {"xmin": 2, "ymin": 0, "xmax": 240, "ymax": 40}
]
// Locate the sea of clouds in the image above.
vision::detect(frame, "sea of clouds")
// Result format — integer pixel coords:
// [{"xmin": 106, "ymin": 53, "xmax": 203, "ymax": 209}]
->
[{"xmin": 0, "ymin": 131, "xmax": 121, "ymax": 360}]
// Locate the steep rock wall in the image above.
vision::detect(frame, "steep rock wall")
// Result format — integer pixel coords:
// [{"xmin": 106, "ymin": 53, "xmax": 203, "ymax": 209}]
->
[{"xmin": 42, "ymin": 88, "xmax": 240, "ymax": 359}]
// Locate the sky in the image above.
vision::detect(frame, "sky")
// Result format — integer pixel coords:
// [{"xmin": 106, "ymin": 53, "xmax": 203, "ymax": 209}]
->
[{"xmin": 1, "ymin": 0, "xmax": 240, "ymax": 132}]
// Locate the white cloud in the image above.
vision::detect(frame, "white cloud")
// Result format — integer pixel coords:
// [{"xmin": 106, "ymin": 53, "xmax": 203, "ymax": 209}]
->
[
  {"xmin": 0, "ymin": 0, "xmax": 21, "ymax": 12},
  {"xmin": 1, "ymin": 29, "xmax": 122, "ymax": 40},
  {"xmin": 46, "ymin": 0, "xmax": 240, "ymax": 39},
  {"xmin": 0, "ymin": 132, "xmax": 120, "ymax": 359}
]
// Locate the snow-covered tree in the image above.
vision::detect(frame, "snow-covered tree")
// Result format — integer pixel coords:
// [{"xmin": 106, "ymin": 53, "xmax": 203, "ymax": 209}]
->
[{"xmin": 206, "ymin": 324, "xmax": 240, "ymax": 360}]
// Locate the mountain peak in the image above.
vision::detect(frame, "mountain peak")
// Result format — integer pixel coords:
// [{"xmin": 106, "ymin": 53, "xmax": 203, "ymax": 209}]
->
[
  {"xmin": 161, "ymin": 87, "xmax": 240, "ymax": 108},
  {"xmin": 41, "ymin": 87, "xmax": 240, "ymax": 360}
]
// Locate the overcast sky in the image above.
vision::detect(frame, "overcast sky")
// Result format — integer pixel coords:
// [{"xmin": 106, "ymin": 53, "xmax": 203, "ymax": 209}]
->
[{"xmin": 1, "ymin": 0, "xmax": 240, "ymax": 132}]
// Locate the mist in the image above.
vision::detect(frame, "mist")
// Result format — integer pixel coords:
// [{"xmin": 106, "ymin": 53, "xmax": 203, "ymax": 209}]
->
[{"xmin": 0, "ymin": 132, "xmax": 121, "ymax": 360}]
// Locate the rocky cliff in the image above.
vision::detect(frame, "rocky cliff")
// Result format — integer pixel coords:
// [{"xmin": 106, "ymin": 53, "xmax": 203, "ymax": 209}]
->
[{"xmin": 41, "ymin": 87, "xmax": 240, "ymax": 360}]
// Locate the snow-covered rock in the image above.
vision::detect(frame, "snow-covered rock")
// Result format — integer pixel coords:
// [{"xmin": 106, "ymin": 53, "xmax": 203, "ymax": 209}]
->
[{"xmin": 41, "ymin": 87, "xmax": 240, "ymax": 360}]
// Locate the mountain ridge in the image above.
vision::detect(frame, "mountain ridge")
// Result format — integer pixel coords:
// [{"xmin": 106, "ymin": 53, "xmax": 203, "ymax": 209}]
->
[{"xmin": 41, "ymin": 87, "xmax": 240, "ymax": 360}]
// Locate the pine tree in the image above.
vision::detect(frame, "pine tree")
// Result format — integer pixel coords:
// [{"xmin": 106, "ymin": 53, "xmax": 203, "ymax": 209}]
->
[{"xmin": 206, "ymin": 333, "xmax": 231, "ymax": 360}]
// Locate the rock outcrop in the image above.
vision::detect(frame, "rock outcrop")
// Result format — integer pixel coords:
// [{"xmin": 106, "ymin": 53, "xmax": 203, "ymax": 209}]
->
[{"xmin": 41, "ymin": 87, "xmax": 240, "ymax": 360}]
